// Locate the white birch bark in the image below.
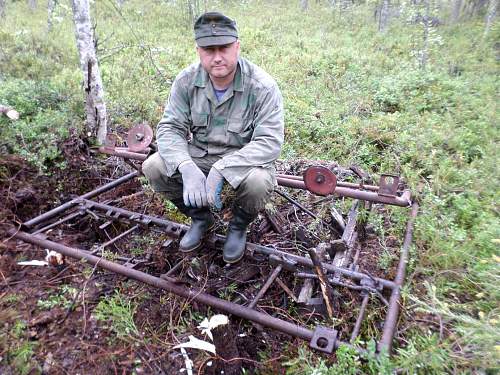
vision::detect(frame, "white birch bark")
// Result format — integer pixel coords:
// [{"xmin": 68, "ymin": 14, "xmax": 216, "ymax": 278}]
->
[
  {"xmin": 28, "ymin": 0, "xmax": 37, "ymax": 10},
  {"xmin": 451, "ymin": 0, "xmax": 462, "ymax": 23},
  {"xmin": 47, "ymin": 0, "xmax": 55, "ymax": 32},
  {"xmin": 301, "ymin": 0, "xmax": 309, "ymax": 11},
  {"xmin": 484, "ymin": 0, "xmax": 498, "ymax": 38},
  {"xmin": 420, "ymin": 0, "xmax": 430, "ymax": 69},
  {"xmin": 0, "ymin": 0, "xmax": 6, "ymax": 19},
  {"xmin": 379, "ymin": 0, "xmax": 391, "ymax": 32},
  {"xmin": 71, "ymin": 0, "xmax": 107, "ymax": 144}
]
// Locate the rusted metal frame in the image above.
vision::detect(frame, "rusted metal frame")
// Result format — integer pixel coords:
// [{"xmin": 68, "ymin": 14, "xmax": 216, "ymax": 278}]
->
[
  {"xmin": 378, "ymin": 202, "xmax": 419, "ymax": 353},
  {"xmin": 9, "ymin": 229, "xmax": 352, "ymax": 354},
  {"xmin": 276, "ymin": 177, "xmax": 411, "ymax": 207},
  {"xmin": 350, "ymin": 293, "xmax": 370, "ymax": 342},
  {"xmin": 247, "ymin": 265, "xmax": 282, "ymax": 309},
  {"xmin": 277, "ymin": 173, "xmax": 380, "ymax": 192},
  {"xmin": 77, "ymin": 198, "xmax": 397, "ymax": 290},
  {"xmin": 23, "ymin": 171, "xmax": 139, "ymax": 229}
]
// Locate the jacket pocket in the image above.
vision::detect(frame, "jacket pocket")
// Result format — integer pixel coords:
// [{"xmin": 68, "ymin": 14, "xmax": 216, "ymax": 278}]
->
[
  {"xmin": 191, "ymin": 113, "xmax": 208, "ymax": 143},
  {"xmin": 227, "ymin": 117, "xmax": 253, "ymax": 146}
]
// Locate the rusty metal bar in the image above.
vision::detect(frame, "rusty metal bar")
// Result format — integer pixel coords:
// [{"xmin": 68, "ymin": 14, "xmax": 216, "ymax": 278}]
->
[
  {"xmin": 23, "ymin": 171, "xmax": 139, "ymax": 229},
  {"xmin": 248, "ymin": 265, "xmax": 282, "ymax": 309},
  {"xmin": 274, "ymin": 189, "xmax": 320, "ymax": 220},
  {"xmin": 99, "ymin": 147, "xmax": 148, "ymax": 161},
  {"xmin": 9, "ymin": 229, "xmax": 350, "ymax": 352},
  {"xmin": 378, "ymin": 202, "xmax": 419, "ymax": 353},
  {"xmin": 276, "ymin": 177, "xmax": 411, "ymax": 207},
  {"xmin": 350, "ymin": 294, "xmax": 369, "ymax": 342},
  {"xmin": 100, "ymin": 225, "xmax": 140, "ymax": 249},
  {"xmin": 277, "ymin": 174, "xmax": 380, "ymax": 192},
  {"xmin": 32, "ymin": 211, "xmax": 84, "ymax": 234}
]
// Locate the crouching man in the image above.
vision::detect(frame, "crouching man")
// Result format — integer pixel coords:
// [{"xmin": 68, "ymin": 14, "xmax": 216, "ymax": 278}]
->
[{"xmin": 142, "ymin": 12, "xmax": 284, "ymax": 263}]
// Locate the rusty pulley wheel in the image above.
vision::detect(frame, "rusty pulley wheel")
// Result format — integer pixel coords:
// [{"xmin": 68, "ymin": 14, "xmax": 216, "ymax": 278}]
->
[
  {"xmin": 303, "ymin": 166, "xmax": 337, "ymax": 196},
  {"xmin": 127, "ymin": 123, "xmax": 154, "ymax": 152}
]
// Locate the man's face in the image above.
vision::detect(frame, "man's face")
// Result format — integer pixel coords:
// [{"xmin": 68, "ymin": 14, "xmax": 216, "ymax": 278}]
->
[{"xmin": 197, "ymin": 41, "xmax": 240, "ymax": 81}]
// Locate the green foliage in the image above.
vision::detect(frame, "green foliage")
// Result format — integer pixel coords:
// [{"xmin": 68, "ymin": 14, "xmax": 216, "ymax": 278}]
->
[
  {"xmin": 94, "ymin": 292, "xmax": 140, "ymax": 341},
  {"xmin": 0, "ymin": 78, "xmax": 77, "ymax": 171},
  {"xmin": 36, "ymin": 285, "xmax": 78, "ymax": 310}
]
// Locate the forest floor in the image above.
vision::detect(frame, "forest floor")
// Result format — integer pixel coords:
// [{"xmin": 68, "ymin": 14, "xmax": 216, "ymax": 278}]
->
[{"xmin": 0, "ymin": 133, "xmax": 415, "ymax": 374}]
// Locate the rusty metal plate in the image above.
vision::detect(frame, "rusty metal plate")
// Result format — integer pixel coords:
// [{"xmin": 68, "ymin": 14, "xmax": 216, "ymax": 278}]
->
[
  {"xmin": 310, "ymin": 326, "xmax": 338, "ymax": 353},
  {"xmin": 127, "ymin": 123, "xmax": 153, "ymax": 152},
  {"xmin": 303, "ymin": 166, "xmax": 337, "ymax": 196},
  {"xmin": 378, "ymin": 174, "xmax": 400, "ymax": 197},
  {"xmin": 104, "ymin": 133, "xmax": 117, "ymax": 151}
]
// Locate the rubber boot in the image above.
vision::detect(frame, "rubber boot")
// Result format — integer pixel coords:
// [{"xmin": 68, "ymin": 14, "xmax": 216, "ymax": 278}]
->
[
  {"xmin": 223, "ymin": 206, "xmax": 255, "ymax": 264},
  {"xmin": 179, "ymin": 207, "xmax": 214, "ymax": 253}
]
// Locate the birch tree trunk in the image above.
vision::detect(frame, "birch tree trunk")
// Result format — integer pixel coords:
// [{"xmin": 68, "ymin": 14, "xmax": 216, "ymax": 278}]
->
[
  {"xmin": 71, "ymin": 0, "xmax": 107, "ymax": 144},
  {"xmin": 0, "ymin": 0, "xmax": 6, "ymax": 19},
  {"xmin": 420, "ymin": 0, "xmax": 430, "ymax": 69},
  {"xmin": 451, "ymin": 0, "xmax": 462, "ymax": 23},
  {"xmin": 379, "ymin": 0, "xmax": 391, "ymax": 32},
  {"xmin": 484, "ymin": 0, "xmax": 498, "ymax": 38},
  {"xmin": 47, "ymin": 0, "xmax": 55, "ymax": 32},
  {"xmin": 301, "ymin": 0, "xmax": 309, "ymax": 11},
  {"xmin": 28, "ymin": 0, "xmax": 37, "ymax": 10}
]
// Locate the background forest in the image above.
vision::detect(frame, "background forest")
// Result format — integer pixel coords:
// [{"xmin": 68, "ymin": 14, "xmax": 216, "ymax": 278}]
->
[{"xmin": 0, "ymin": 0, "xmax": 499, "ymax": 374}]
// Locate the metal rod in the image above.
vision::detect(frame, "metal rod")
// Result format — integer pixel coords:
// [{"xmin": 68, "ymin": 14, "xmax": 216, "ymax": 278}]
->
[
  {"xmin": 99, "ymin": 147, "xmax": 148, "ymax": 161},
  {"xmin": 31, "ymin": 211, "xmax": 84, "ymax": 234},
  {"xmin": 350, "ymin": 294, "xmax": 369, "ymax": 342},
  {"xmin": 9, "ymin": 229, "xmax": 323, "ymax": 344},
  {"xmin": 248, "ymin": 265, "xmax": 282, "ymax": 309},
  {"xmin": 165, "ymin": 261, "xmax": 184, "ymax": 277},
  {"xmin": 100, "ymin": 225, "xmax": 140, "ymax": 249},
  {"xmin": 274, "ymin": 189, "xmax": 319, "ymax": 220},
  {"xmin": 276, "ymin": 174, "xmax": 380, "ymax": 192},
  {"xmin": 378, "ymin": 202, "xmax": 419, "ymax": 353},
  {"xmin": 79, "ymin": 198, "xmax": 397, "ymax": 290},
  {"xmin": 23, "ymin": 172, "xmax": 139, "ymax": 228},
  {"xmin": 276, "ymin": 177, "xmax": 411, "ymax": 207}
]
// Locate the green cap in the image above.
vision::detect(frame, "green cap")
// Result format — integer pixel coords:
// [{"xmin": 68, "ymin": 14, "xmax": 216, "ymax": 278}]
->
[{"xmin": 194, "ymin": 12, "xmax": 238, "ymax": 47}]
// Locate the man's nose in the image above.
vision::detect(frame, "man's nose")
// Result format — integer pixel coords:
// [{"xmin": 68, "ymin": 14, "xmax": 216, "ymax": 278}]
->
[{"xmin": 213, "ymin": 49, "xmax": 222, "ymax": 62}]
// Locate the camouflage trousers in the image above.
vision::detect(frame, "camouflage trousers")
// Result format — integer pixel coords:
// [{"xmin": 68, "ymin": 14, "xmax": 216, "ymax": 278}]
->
[{"xmin": 142, "ymin": 152, "xmax": 275, "ymax": 216}]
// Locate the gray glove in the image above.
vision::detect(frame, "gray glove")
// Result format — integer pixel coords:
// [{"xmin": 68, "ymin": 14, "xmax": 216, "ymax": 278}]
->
[
  {"xmin": 206, "ymin": 167, "xmax": 225, "ymax": 210},
  {"xmin": 178, "ymin": 161, "xmax": 208, "ymax": 208}
]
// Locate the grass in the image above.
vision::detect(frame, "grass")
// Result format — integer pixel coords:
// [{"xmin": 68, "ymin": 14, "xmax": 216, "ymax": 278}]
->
[{"xmin": 0, "ymin": 0, "xmax": 499, "ymax": 373}]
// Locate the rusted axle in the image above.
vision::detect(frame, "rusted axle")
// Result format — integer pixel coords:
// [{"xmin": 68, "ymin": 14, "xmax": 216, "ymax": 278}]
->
[{"xmin": 276, "ymin": 176, "xmax": 411, "ymax": 207}]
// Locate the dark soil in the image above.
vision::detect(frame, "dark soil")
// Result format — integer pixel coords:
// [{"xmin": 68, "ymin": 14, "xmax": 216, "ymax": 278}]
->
[{"xmin": 0, "ymin": 135, "xmax": 409, "ymax": 374}]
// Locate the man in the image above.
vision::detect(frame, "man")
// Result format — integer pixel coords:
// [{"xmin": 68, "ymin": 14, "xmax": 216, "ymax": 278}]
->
[{"xmin": 142, "ymin": 12, "xmax": 284, "ymax": 264}]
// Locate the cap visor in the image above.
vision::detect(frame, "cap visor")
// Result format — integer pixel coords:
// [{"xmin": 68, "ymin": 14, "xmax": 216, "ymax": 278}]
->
[{"xmin": 196, "ymin": 35, "xmax": 237, "ymax": 47}]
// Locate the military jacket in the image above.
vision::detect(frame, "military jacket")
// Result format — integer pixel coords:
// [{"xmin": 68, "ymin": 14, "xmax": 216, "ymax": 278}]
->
[{"xmin": 156, "ymin": 57, "xmax": 284, "ymax": 188}]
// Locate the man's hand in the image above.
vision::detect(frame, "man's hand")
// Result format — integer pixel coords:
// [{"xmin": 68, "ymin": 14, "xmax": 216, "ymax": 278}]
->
[
  {"xmin": 178, "ymin": 161, "xmax": 208, "ymax": 208},
  {"xmin": 206, "ymin": 167, "xmax": 224, "ymax": 210}
]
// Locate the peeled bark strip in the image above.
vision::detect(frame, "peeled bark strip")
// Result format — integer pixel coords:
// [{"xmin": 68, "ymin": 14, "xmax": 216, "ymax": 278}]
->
[{"xmin": 71, "ymin": 0, "xmax": 108, "ymax": 145}]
